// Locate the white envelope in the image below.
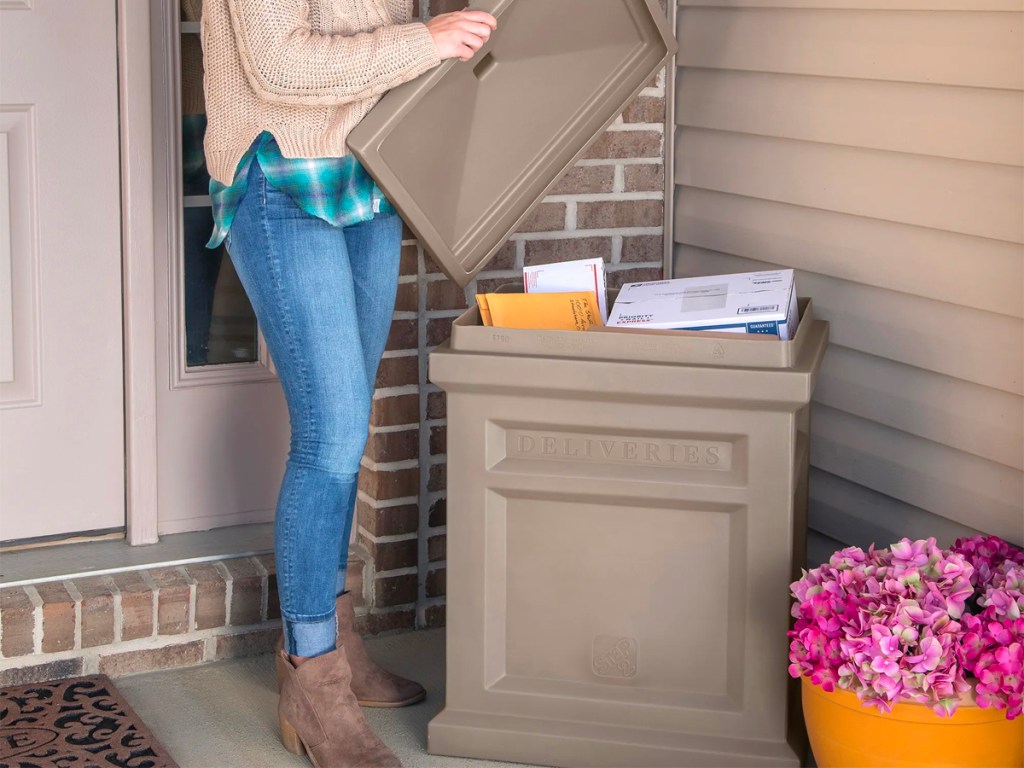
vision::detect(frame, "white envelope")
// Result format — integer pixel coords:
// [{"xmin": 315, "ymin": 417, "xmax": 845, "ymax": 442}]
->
[{"xmin": 523, "ymin": 257, "xmax": 609, "ymax": 323}]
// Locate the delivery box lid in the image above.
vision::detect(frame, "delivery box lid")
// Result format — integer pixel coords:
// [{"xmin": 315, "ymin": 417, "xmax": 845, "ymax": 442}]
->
[{"xmin": 347, "ymin": 0, "xmax": 676, "ymax": 287}]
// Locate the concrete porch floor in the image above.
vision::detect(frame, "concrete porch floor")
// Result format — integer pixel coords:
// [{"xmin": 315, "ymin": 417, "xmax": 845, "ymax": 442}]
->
[{"xmin": 116, "ymin": 627, "xmax": 539, "ymax": 768}]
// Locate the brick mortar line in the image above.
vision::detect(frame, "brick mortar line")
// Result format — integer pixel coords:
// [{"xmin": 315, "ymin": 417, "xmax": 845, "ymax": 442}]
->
[
  {"xmin": 108, "ymin": 577, "xmax": 123, "ymax": 644},
  {"xmin": 380, "ymin": 349, "xmax": 417, "ymax": 359},
  {"xmin": 24, "ymin": 585, "xmax": 42, "ymax": 655},
  {"xmin": 356, "ymin": 491, "xmax": 417, "ymax": 508},
  {"xmin": 64, "ymin": 580, "xmax": 83, "ymax": 651},
  {"xmin": 372, "ymin": 384, "xmax": 420, "ymax": 398},
  {"xmin": 374, "ymin": 565, "xmax": 418, "ymax": 579},
  {"xmin": 356, "ymin": 551, "xmax": 372, "ymax": 607},
  {"xmin": 566, "ymin": 201, "xmax": 577, "ymax": 231},
  {"xmin": 367, "ymin": 425, "xmax": 419, "ymax": 437},
  {"xmin": 140, "ymin": 571, "xmax": 159, "ymax": 640},
  {"xmin": 252, "ymin": 556, "xmax": 270, "ymax": 623},
  {"xmin": 356, "ymin": 528, "xmax": 418, "ymax": 545},
  {"xmin": 365, "ymin": 604, "xmax": 416, "ymax": 617},
  {"xmin": 612, "ymin": 235, "xmax": 624, "ymax": 263},
  {"xmin": 185, "ymin": 567, "xmax": 199, "ymax": 633},
  {"xmin": 368, "ymin": 423, "xmax": 420, "ymax": 435},
  {"xmin": 177, "ymin": 566, "xmax": 197, "ymax": 634},
  {"xmin": 515, "ymin": 239, "xmax": 526, "ymax": 269},
  {"xmin": 214, "ymin": 561, "xmax": 233, "ymax": 629},
  {"xmin": 360, "ymin": 457, "xmax": 418, "ymax": 472}
]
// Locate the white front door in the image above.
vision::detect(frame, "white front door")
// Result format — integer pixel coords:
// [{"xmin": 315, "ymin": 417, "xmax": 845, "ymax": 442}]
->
[{"xmin": 0, "ymin": 0, "xmax": 125, "ymax": 542}]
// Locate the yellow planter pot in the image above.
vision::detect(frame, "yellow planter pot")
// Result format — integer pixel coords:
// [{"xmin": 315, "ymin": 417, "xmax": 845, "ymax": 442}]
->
[{"xmin": 801, "ymin": 677, "xmax": 1024, "ymax": 768}]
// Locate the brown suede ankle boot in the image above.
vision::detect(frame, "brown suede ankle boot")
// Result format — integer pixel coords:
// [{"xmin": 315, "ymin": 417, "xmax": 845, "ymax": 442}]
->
[
  {"xmin": 335, "ymin": 591, "xmax": 426, "ymax": 707},
  {"xmin": 275, "ymin": 592, "xmax": 426, "ymax": 707},
  {"xmin": 277, "ymin": 645, "xmax": 401, "ymax": 768}
]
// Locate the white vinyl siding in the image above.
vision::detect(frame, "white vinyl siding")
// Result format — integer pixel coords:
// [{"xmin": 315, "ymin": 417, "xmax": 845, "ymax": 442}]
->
[{"xmin": 672, "ymin": 2, "xmax": 1024, "ymax": 555}]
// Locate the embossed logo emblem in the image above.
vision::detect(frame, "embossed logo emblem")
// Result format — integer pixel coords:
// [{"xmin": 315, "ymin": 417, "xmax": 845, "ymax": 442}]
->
[{"xmin": 592, "ymin": 635, "xmax": 638, "ymax": 679}]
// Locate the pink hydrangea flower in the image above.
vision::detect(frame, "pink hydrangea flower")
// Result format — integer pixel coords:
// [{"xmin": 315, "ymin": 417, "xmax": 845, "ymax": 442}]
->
[{"xmin": 791, "ymin": 536, "xmax": 1024, "ymax": 720}]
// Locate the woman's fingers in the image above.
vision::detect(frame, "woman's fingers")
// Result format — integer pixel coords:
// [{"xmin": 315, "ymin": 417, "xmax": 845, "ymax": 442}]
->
[
  {"xmin": 457, "ymin": 10, "xmax": 498, "ymax": 29},
  {"xmin": 460, "ymin": 30, "xmax": 486, "ymax": 51},
  {"xmin": 426, "ymin": 9, "xmax": 498, "ymax": 62},
  {"xmin": 454, "ymin": 20, "xmax": 495, "ymax": 39}
]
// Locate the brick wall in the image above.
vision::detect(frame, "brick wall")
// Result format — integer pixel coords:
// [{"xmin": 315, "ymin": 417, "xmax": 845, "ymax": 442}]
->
[{"xmin": 357, "ymin": 0, "xmax": 671, "ymax": 632}]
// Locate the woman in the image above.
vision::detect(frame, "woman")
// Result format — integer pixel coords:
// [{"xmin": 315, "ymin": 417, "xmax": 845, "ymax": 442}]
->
[{"xmin": 199, "ymin": 2, "xmax": 496, "ymax": 765}]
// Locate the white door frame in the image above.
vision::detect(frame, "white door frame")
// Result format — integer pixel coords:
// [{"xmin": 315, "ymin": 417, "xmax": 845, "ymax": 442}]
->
[{"xmin": 118, "ymin": 0, "xmax": 160, "ymax": 545}]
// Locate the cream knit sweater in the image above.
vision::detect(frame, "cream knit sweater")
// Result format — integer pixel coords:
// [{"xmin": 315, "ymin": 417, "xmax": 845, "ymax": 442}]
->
[{"xmin": 201, "ymin": 0, "xmax": 442, "ymax": 185}]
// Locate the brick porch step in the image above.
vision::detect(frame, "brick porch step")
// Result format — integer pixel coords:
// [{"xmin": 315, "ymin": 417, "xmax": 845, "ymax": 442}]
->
[{"xmin": 0, "ymin": 547, "xmax": 405, "ymax": 686}]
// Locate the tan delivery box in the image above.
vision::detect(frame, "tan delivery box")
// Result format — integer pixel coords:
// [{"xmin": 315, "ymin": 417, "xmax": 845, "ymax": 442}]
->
[
  {"xmin": 427, "ymin": 297, "xmax": 827, "ymax": 767},
  {"xmin": 349, "ymin": 0, "xmax": 829, "ymax": 765}
]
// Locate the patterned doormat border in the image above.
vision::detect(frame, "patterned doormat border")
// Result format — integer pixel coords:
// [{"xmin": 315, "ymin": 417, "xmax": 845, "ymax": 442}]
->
[{"xmin": 0, "ymin": 674, "xmax": 177, "ymax": 768}]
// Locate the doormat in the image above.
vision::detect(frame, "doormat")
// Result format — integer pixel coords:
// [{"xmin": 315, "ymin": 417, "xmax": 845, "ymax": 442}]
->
[{"xmin": 0, "ymin": 674, "xmax": 178, "ymax": 768}]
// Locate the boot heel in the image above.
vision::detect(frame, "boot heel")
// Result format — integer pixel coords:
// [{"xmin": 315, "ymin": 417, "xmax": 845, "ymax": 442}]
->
[{"xmin": 279, "ymin": 714, "xmax": 304, "ymax": 756}]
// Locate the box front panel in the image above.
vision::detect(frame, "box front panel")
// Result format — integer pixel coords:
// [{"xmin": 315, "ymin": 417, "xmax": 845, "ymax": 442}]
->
[
  {"xmin": 500, "ymin": 492, "xmax": 745, "ymax": 706},
  {"xmin": 442, "ymin": 389, "xmax": 797, "ymax": 740}
]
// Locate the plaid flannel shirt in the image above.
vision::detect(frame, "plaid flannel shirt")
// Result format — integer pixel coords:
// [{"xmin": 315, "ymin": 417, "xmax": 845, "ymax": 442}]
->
[{"xmin": 198, "ymin": 120, "xmax": 395, "ymax": 249}]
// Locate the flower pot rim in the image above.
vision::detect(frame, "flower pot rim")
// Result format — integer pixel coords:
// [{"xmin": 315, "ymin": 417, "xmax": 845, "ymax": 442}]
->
[{"xmin": 798, "ymin": 675, "xmax": 1009, "ymax": 725}]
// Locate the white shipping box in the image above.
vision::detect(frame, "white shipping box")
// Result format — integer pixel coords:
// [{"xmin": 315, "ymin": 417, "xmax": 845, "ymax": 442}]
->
[
  {"xmin": 523, "ymin": 257, "xmax": 609, "ymax": 323},
  {"xmin": 607, "ymin": 270, "xmax": 800, "ymax": 339}
]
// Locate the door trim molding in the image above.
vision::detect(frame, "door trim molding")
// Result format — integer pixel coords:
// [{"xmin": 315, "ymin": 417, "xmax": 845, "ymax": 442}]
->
[
  {"xmin": 118, "ymin": 0, "xmax": 159, "ymax": 545},
  {"xmin": 663, "ymin": 0, "xmax": 676, "ymax": 279}
]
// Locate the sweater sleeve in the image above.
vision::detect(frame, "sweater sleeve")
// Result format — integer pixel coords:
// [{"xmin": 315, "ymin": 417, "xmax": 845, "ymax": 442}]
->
[
  {"xmin": 225, "ymin": 0, "xmax": 441, "ymax": 106},
  {"xmin": 385, "ymin": 0, "xmax": 415, "ymax": 25}
]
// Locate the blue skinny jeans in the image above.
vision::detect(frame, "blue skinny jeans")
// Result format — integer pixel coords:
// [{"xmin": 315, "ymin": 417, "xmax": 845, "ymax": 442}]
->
[{"xmin": 225, "ymin": 159, "xmax": 402, "ymax": 657}]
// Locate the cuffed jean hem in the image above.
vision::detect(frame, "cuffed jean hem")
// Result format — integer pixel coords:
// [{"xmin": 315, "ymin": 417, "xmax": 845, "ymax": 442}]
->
[{"xmin": 283, "ymin": 611, "xmax": 338, "ymax": 658}]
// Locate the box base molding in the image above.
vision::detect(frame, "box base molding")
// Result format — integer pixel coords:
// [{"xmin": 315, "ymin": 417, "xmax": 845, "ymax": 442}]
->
[{"xmin": 427, "ymin": 707, "xmax": 801, "ymax": 767}]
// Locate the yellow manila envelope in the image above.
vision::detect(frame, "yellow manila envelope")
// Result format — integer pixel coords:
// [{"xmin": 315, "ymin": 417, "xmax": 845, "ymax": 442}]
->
[{"xmin": 476, "ymin": 291, "xmax": 603, "ymax": 331}]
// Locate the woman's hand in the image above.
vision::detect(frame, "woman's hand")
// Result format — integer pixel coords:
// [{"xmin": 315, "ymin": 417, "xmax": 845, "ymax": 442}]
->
[{"xmin": 426, "ymin": 9, "xmax": 497, "ymax": 62}]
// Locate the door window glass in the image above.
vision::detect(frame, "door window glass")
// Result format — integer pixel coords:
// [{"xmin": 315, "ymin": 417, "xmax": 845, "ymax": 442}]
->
[{"xmin": 180, "ymin": 1, "xmax": 259, "ymax": 367}]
